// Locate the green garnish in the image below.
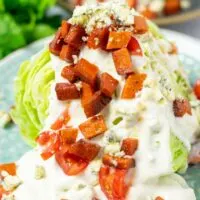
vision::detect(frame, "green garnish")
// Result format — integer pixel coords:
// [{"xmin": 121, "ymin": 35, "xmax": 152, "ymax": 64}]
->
[{"xmin": 112, "ymin": 117, "xmax": 123, "ymax": 125}]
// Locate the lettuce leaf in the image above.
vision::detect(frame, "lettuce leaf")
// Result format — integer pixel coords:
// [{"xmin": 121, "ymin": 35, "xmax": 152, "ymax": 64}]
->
[{"xmin": 10, "ymin": 49, "xmax": 55, "ymax": 147}]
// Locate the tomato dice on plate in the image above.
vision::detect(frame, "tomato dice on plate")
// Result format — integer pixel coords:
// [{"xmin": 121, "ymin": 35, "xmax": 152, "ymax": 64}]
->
[{"xmin": 194, "ymin": 79, "xmax": 200, "ymax": 100}]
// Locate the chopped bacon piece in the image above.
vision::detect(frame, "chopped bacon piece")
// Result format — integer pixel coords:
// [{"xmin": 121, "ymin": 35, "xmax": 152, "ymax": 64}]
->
[
  {"xmin": 87, "ymin": 27, "xmax": 109, "ymax": 49},
  {"xmin": 51, "ymin": 105, "xmax": 70, "ymax": 130},
  {"xmin": 100, "ymin": 73, "xmax": 119, "ymax": 97},
  {"xmin": 0, "ymin": 185, "xmax": 9, "ymax": 199},
  {"xmin": 164, "ymin": 0, "xmax": 180, "ymax": 15},
  {"xmin": 68, "ymin": 139, "xmax": 101, "ymax": 161},
  {"xmin": 61, "ymin": 20, "xmax": 71, "ymax": 39},
  {"xmin": 64, "ymin": 25, "xmax": 86, "ymax": 49},
  {"xmin": 55, "ymin": 83, "xmax": 80, "ymax": 101},
  {"xmin": 121, "ymin": 138, "xmax": 138, "ymax": 155},
  {"xmin": 106, "ymin": 31, "xmax": 132, "ymax": 50},
  {"xmin": 127, "ymin": 37, "xmax": 143, "ymax": 56},
  {"xmin": 173, "ymin": 99, "xmax": 192, "ymax": 117},
  {"xmin": 83, "ymin": 91, "xmax": 111, "ymax": 118},
  {"xmin": 49, "ymin": 28, "xmax": 63, "ymax": 56},
  {"xmin": 40, "ymin": 133, "xmax": 61, "ymax": 160},
  {"xmin": 112, "ymin": 48, "xmax": 133, "ymax": 75},
  {"xmin": 74, "ymin": 58, "xmax": 99, "ymax": 87},
  {"xmin": 55, "ymin": 145, "xmax": 88, "ymax": 176},
  {"xmin": 134, "ymin": 16, "xmax": 148, "ymax": 34},
  {"xmin": 193, "ymin": 79, "xmax": 200, "ymax": 100},
  {"xmin": 79, "ymin": 115, "xmax": 107, "ymax": 139},
  {"xmin": 61, "ymin": 65, "xmax": 77, "ymax": 83},
  {"xmin": 81, "ymin": 82, "xmax": 94, "ymax": 107},
  {"xmin": 121, "ymin": 73, "xmax": 147, "ymax": 99},
  {"xmin": 189, "ymin": 142, "xmax": 200, "ymax": 164},
  {"xmin": 37, "ymin": 131, "xmax": 51, "ymax": 145},
  {"xmin": 59, "ymin": 44, "xmax": 80, "ymax": 62},
  {"xmin": 155, "ymin": 197, "xmax": 164, "ymax": 200},
  {"xmin": 0, "ymin": 163, "xmax": 16, "ymax": 176},
  {"xmin": 127, "ymin": 0, "xmax": 137, "ymax": 8},
  {"xmin": 169, "ymin": 43, "xmax": 178, "ymax": 54},
  {"xmin": 103, "ymin": 154, "xmax": 135, "ymax": 169},
  {"xmin": 141, "ymin": 8, "xmax": 158, "ymax": 19},
  {"xmin": 60, "ymin": 127, "xmax": 78, "ymax": 144}
]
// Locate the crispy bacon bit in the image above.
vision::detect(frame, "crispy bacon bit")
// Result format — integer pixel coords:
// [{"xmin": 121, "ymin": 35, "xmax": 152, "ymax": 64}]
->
[
  {"xmin": 112, "ymin": 48, "xmax": 133, "ymax": 75},
  {"xmin": 79, "ymin": 115, "xmax": 107, "ymax": 139},
  {"xmin": 155, "ymin": 197, "xmax": 165, "ymax": 200},
  {"xmin": 164, "ymin": 0, "xmax": 180, "ymax": 15},
  {"xmin": 173, "ymin": 99, "xmax": 192, "ymax": 117},
  {"xmin": 68, "ymin": 139, "xmax": 101, "ymax": 161},
  {"xmin": 51, "ymin": 106, "xmax": 70, "ymax": 130},
  {"xmin": 134, "ymin": 16, "xmax": 148, "ymax": 34},
  {"xmin": 61, "ymin": 20, "xmax": 71, "ymax": 39},
  {"xmin": 103, "ymin": 154, "xmax": 135, "ymax": 169},
  {"xmin": 61, "ymin": 65, "xmax": 77, "ymax": 83},
  {"xmin": 59, "ymin": 45, "xmax": 80, "ymax": 62},
  {"xmin": 87, "ymin": 27, "xmax": 109, "ymax": 49},
  {"xmin": 0, "ymin": 185, "xmax": 9, "ymax": 199},
  {"xmin": 74, "ymin": 58, "xmax": 99, "ymax": 87},
  {"xmin": 0, "ymin": 163, "xmax": 16, "ymax": 176},
  {"xmin": 49, "ymin": 28, "xmax": 63, "ymax": 56},
  {"xmin": 100, "ymin": 73, "xmax": 119, "ymax": 97},
  {"xmin": 121, "ymin": 73, "xmax": 147, "ymax": 99},
  {"xmin": 81, "ymin": 82, "xmax": 94, "ymax": 107},
  {"xmin": 169, "ymin": 43, "xmax": 178, "ymax": 54},
  {"xmin": 127, "ymin": 37, "xmax": 143, "ymax": 56},
  {"xmin": 121, "ymin": 138, "xmax": 138, "ymax": 155},
  {"xmin": 189, "ymin": 142, "xmax": 200, "ymax": 164},
  {"xmin": 127, "ymin": 0, "xmax": 137, "ymax": 8},
  {"xmin": 60, "ymin": 127, "xmax": 78, "ymax": 144},
  {"xmin": 141, "ymin": 8, "xmax": 158, "ymax": 19},
  {"xmin": 64, "ymin": 25, "xmax": 86, "ymax": 49},
  {"xmin": 83, "ymin": 91, "xmax": 111, "ymax": 118},
  {"xmin": 106, "ymin": 31, "xmax": 132, "ymax": 50},
  {"xmin": 55, "ymin": 83, "xmax": 80, "ymax": 101}
]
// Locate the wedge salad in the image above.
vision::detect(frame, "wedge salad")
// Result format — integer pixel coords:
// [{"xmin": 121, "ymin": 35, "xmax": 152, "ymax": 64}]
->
[{"xmin": 1, "ymin": 1, "xmax": 200, "ymax": 200}]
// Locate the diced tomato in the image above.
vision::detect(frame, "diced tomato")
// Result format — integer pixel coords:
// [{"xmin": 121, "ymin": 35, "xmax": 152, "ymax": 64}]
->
[
  {"xmin": 100, "ymin": 72, "xmax": 119, "ymax": 97},
  {"xmin": 81, "ymin": 82, "xmax": 94, "ymax": 107},
  {"xmin": 155, "ymin": 197, "xmax": 164, "ymax": 200},
  {"xmin": 193, "ymin": 79, "xmax": 200, "ymax": 100},
  {"xmin": 127, "ymin": 0, "xmax": 137, "ymax": 8},
  {"xmin": 189, "ymin": 142, "xmax": 200, "ymax": 164},
  {"xmin": 127, "ymin": 37, "xmax": 143, "ymax": 56},
  {"xmin": 61, "ymin": 20, "xmax": 71, "ymax": 39},
  {"xmin": 61, "ymin": 65, "xmax": 77, "ymax": 83},
  {"xmin": 121, "ymin": 73, "xmax": 147, "ymax": 99},
  {"xmin": 68, "ymin": 139, "xmax": 101, "ymax": 161},
  {"xmin": 164, "ymin": 0, "xmax": 180, "ymax": 15},
  {"xmin": 36, "ymin": 131, "xmax": 51, "ymax": 145},
  {"xmin": 112, "ymin": 169, "xmax": 131, "ymax": 199},
  {"xmin": 121, "ymin": 138, "xmax": 138, "ymax": 156},
  {"xmin": 41, "ymin": 133, "xmax": 61, "ymax": 160},
  {"xmin": 87, "ymin": 27, "xmax": 109, "ymax": 50},
  {"xmin": 75, "ymin": 0, "xmax": 83, "ymax": 5},
  {"xmin": 79, "ymin": 115, "xmax": 107, "ymax": 139},
  {"xmin": 106, "ymin": 31, "xmax": 132, "ymax": 50},
  {"xmin": 103, "ymin": 154, "xmax": 135, "ymax": 169},
  {"xmin": 173, "ymin": 99, "xmax": 192, "ymax": 117},
  {"xmin": 99, "ymin": 166, "xmax": 131, "ymax": 200},
  {"xmin": 55, "ymin": 83, "xmax": 80, "ymax": 101},
  {"xmin": 59, "ymin": 127, "xmax": 78, "ymax": 144},
  {"xmin": 74, "ymin": 58, "xmax": 99, "ymax": 87},
  {"xmin": 59, "ymin": 44, "xmax": 80, "ymax": 62},
  {"xmin": 64, "ymin": 25, "xmax": 86, "ymax": 49},
  {"xmin": 134, "ymin": 16, "xmax": 148, "ymax": 34},
  {"xmin": 83, "ymin": 91, "xmax": 111, "ymax": 118},
  {"xmin": 51, "ymin": 106, "xmax": 70, "ymax": 130},
  {"xmin": 49, "ymin": 28, "xmax": 63, "ymax": 56},
  {"xmin": 55, "ymin": 145, "xmax": 88, "ymax": 176},
  {"xmin": 112, "ymin": 48, "xmax": 133, "ymax": 75},
  {"xmin": 99, "ymin": 166, "xmax": 115, "ymax": 199},
  {"xmin": 0, "ymin": 163, "xmax": 16, "ymax": 176},
  {"xmin": 141, "ymin": 8, "xmax": 157, "ymax": 19}
]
